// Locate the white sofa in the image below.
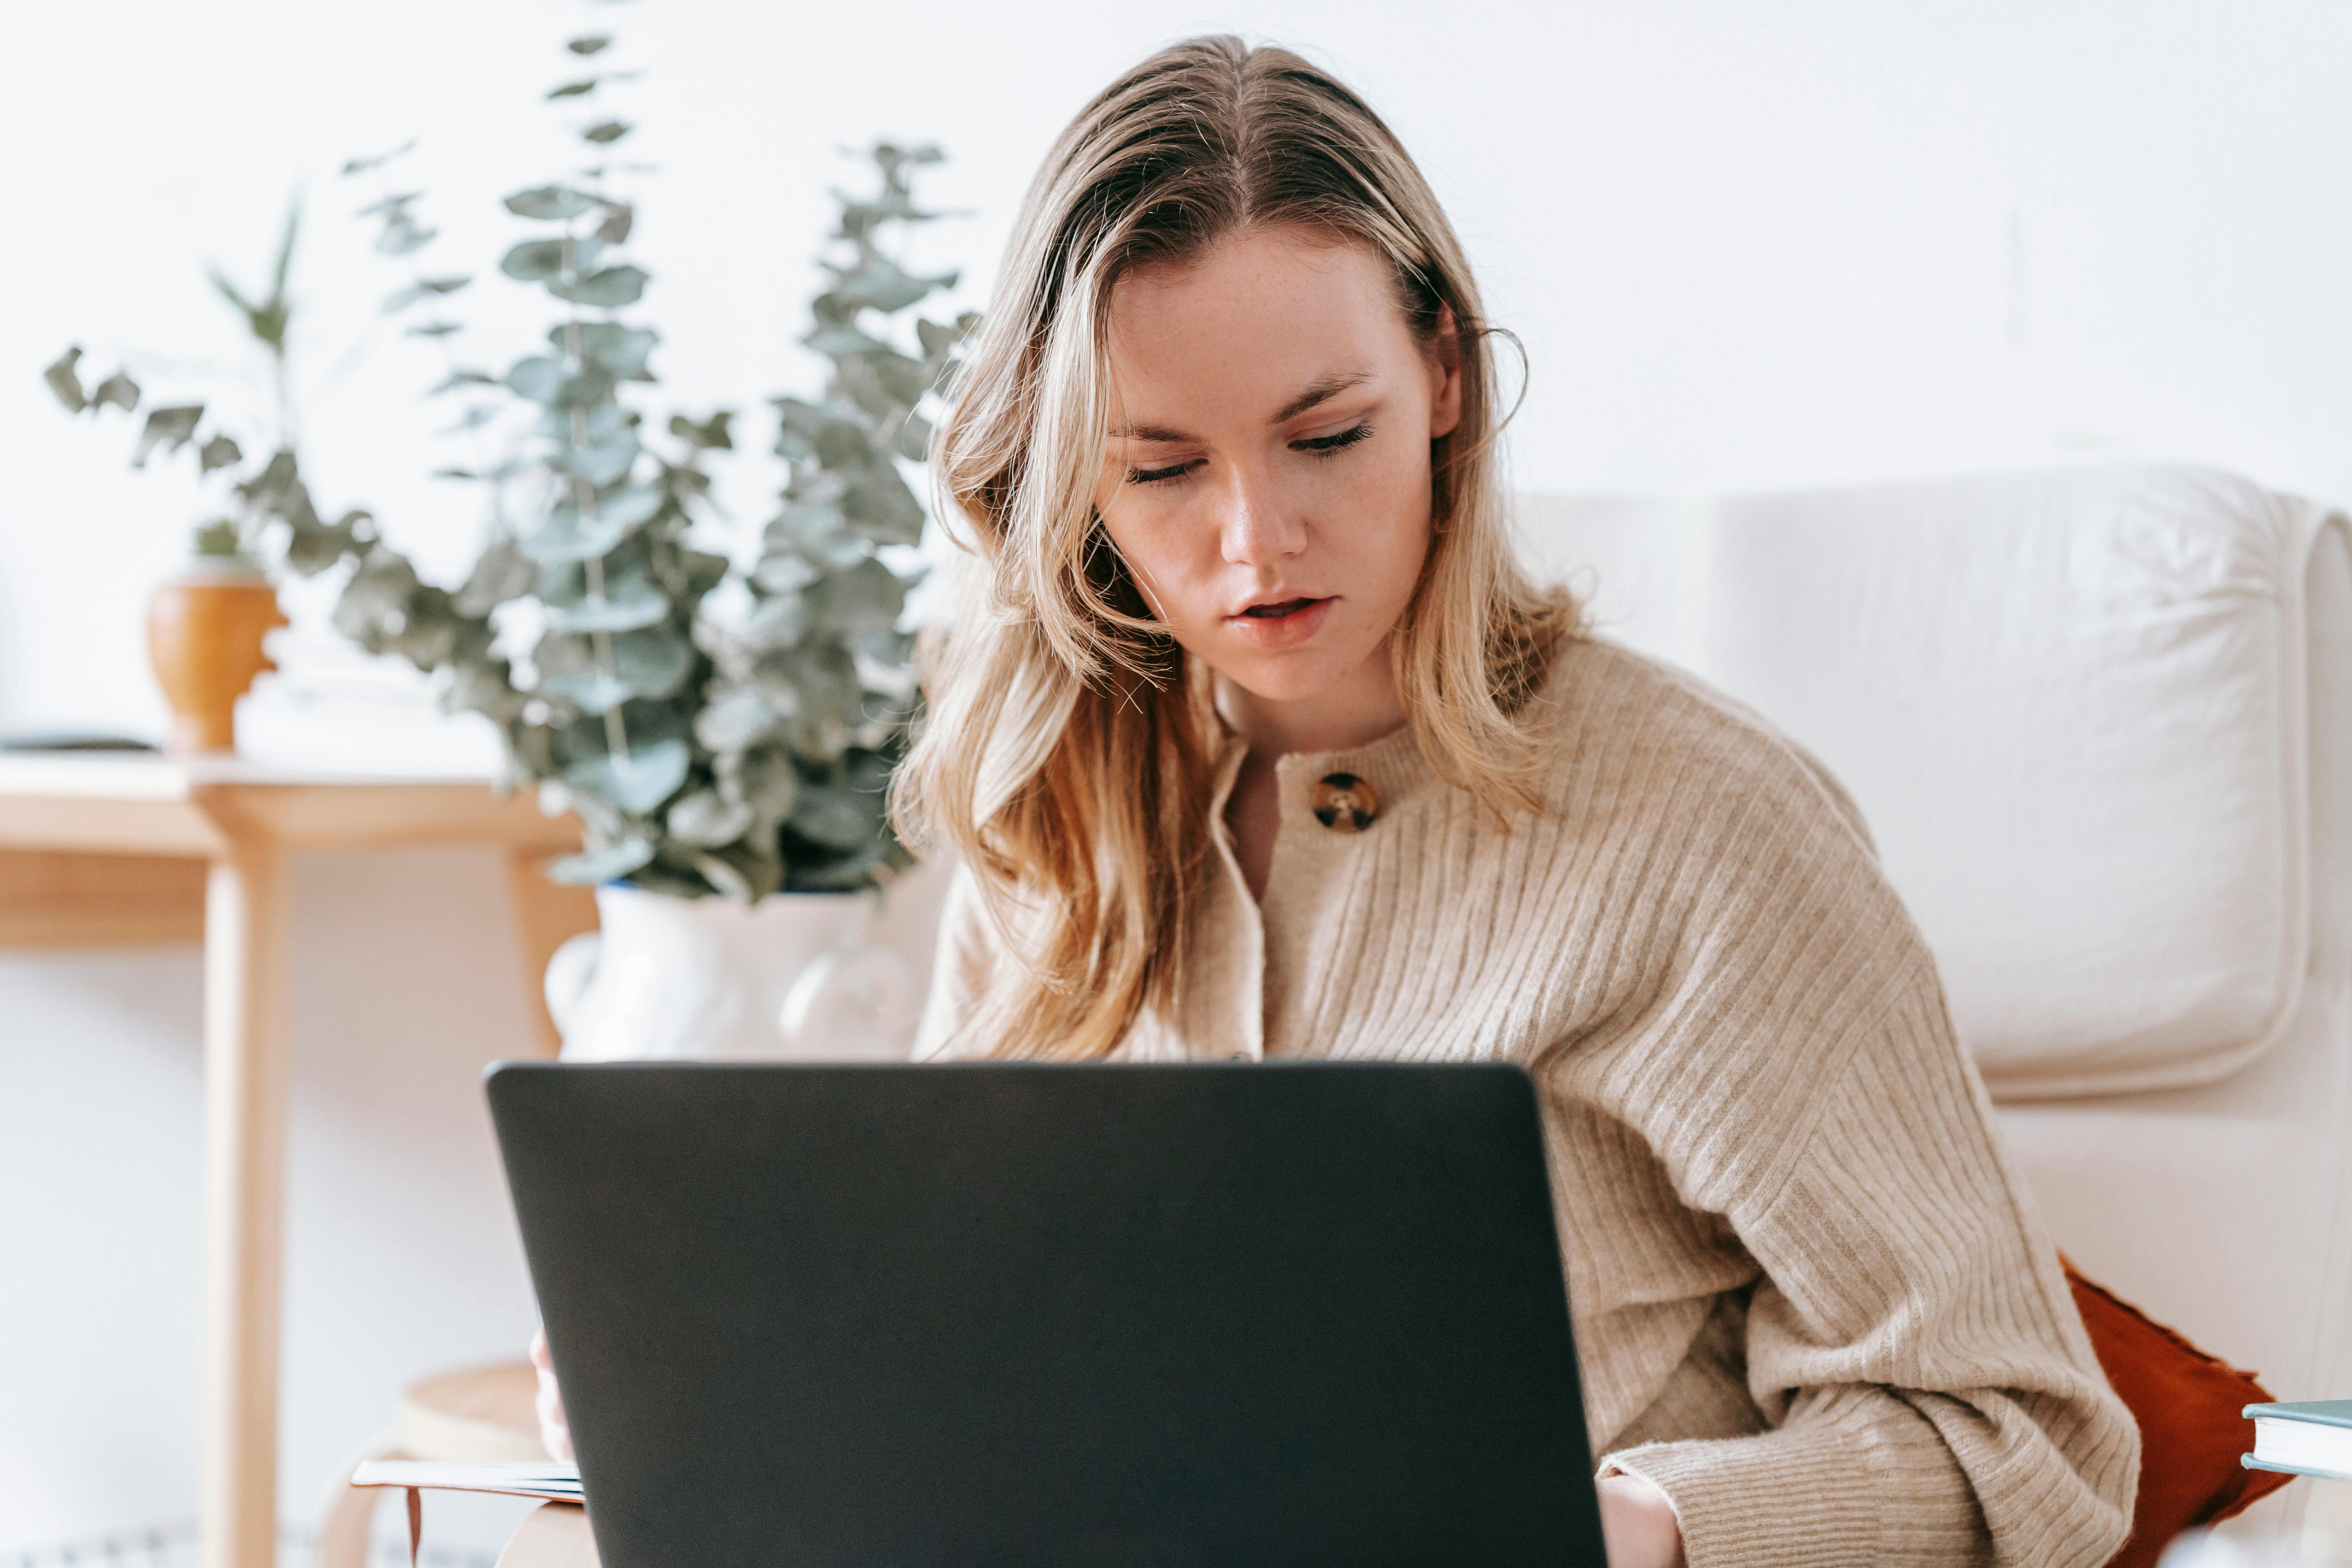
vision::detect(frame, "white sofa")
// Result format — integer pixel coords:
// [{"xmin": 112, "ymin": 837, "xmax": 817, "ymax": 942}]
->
[{"xmin": 1513, "ymin": 467, "xmax": 2352, "ymax": 1547}]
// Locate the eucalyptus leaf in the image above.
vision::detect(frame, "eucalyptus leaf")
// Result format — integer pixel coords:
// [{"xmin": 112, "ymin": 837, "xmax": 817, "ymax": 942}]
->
[
  {"xmin": 558, "ymin": 428, "xmax": 641, "ymax": 486},
  {"xmin": 557, "ymin": 321, "xmax": 656, "ymax": 377},
  {"xmin": 544, "ymin": 576, "xmax": 667, "ymax": 632},
  {"xmin": 381, "ymin": 275, "xmax": 471, "ymax": 313},
  {"xmin": 546, "ymin": 836, "xmax": 656, "ymax": 886},
  {"xmin": 506, "ymin": 354, "xmax": 566, "ymax": 404},
  {"xmin": 375, "ymin": 217, "xmax": 437, "ymax": 256},
  {"xmin": 668, "ymin": 410, "xmax": 731, "ymax": 450},
  {"xmin": 131, "ymin": 405, "xmax": 203, "ymax": 468},
  {"xmin": 805, "ymin": 557, "xmax": 907, "ymax": 635},
  {"xmin": 667, "ymin": 789, "xmax": 754, "ymax": 848},
  {"xmin": 694, "ymin": 689, "xmax": 782, "ymax": 751},
  {"xmin": 452, "ymin": 536, "xmax": 536, "ymax": 615},
  {"xmin": 566, "ymin": 737, "xmax": 690, "ymax": 814},
  {"xmin": 566, "ymin": 33, "xmax": 611, "ymax": 54},
  {"xmin": 90, "ymin": 371, "xmax": 141, "ymax": 415},
  {"xmin": 404, "ymin": 320, "xmax": 464, "ymax": 338},
  {"xmin": 42, "ymin": 347, "xmax": 87, "ymax": 412},
  {"xmin": 504, "ymin": 185, "xmax": 598, "ymax": 220},
  {"xmin": 548, "ymin": 264, "xmax": 648, "ymax": 309},
  {"xmin": 788, "ymin": 784, "xmax": 880, "ymax": 851},
  {"xmin": 428, "ymin": 368, "xmax": 499, "ymax": 395},
  {"xmin": 546, "ymin": 79, "xmax": 598, "ymax": 100},
  {"xmin": 583, "ymin": 121, "xmax": 632, "ymax": 145},
  {"xmin": 595, "ymin": 203, "xmax": 634, "ymax": 245},
  {"xmin": 198, "ymin": 434, "xmax": 243, "ymax": 474}
]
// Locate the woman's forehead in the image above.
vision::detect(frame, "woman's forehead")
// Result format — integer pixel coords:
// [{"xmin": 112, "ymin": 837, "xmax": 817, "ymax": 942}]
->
[{"xmin": 1103, "ymin": 230, "xmax": 1410, "ymax": 426}]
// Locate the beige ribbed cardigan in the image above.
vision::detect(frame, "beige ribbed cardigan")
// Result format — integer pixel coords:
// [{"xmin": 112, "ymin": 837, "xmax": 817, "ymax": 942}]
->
[{"xmin": 914, "ymin": 633, "xmax": 2139, "ymax": 1568}]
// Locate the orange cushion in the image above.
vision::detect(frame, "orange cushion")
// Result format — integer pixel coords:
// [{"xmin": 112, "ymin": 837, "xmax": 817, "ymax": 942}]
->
[{"xmin": 2062, "ymin": 1255, "xmax": 2295, "ymax": 1568}]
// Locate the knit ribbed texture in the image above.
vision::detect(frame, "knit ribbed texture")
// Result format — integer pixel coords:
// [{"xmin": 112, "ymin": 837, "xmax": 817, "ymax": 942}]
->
[{"xmin": 915, "ymin": 634, "xmax": 2140, "ymax": 1567}]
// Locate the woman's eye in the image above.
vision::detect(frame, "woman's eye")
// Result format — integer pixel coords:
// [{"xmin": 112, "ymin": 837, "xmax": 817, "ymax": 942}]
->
[
  {"xmin": 1293, "ymin": 423, "xmax": 1374, "ymax": 457},
  {"xmin": 1126, "ymin": 458, "xmax": 1202, "ymax": 486}
]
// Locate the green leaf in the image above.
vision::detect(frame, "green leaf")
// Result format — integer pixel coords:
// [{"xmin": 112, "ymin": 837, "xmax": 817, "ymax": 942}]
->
[
  {"xmin": 544, "ymin": 574, "xmax": 667, "ymax": 632},
  {"xmin": 374, "ymin": 217, "xmax": 437, "ymax": 258},
  {"xmin": 131, "ymin": 405, "xmax": 204, "ymax": 468},
  {"xmin": 504, "ymin": 185, "xmax": 597, "ymax": 220},
  {"xmin": 90, "ymin": 371, "xmax": 142, "ymax": 416},
  {"xmin": 546, "ymin": 836, "xmax": 656, "ymax": 886},
  {"xmin": 558, "ymin": 428, "xmax": 641, "ymax": 487},
  {"xmin": 839, "ymin": 465, "xmax": 925, "ymax": 546},
  {"xmin": 515, "ymin": 485, "xmax": 664, "ymax": 563},
  {"xmin": 380, "ymin": 275, "xmax": 472, "ymax": 314},
  {"xmin": 506, "ymin": 355, "xmax": 566, "ymax": 404},
  {"xmin": 595, "ymin": 203, "xmax": 634, "ymax": 245},
  {"xmin": 566, "ymin": 33, "xmax": 612, "ymax": 54},
  {"xmin": 453, "ymin": 536, "xmax": 536, "ymax": 616},
  {"xmin": 42, "ymin": 347, "xmax": 87, "ymax": 412},
  {"xmin": 806, "ymin": 556, "xmax": 907, "ymax": 635},
  {"xmin": 404, "ymin": 320, "xmax": 463, "ymax": 339},
  {"xmin": 192, "ymin": 519, "xmax": 245, "ymax": 560},
  {"xmin": 582, "ymin": 120, "xmax": 632, "ymax": 145},
  {"xmin": 198, "ymin": 434, "xmax": 243, "ymax": 474},
  {"xmin": 740, "ymin": 592, "xmax": 807, "ymax": 649},
  {"xmin": 558, "ymin": 321, "xmax": 656, "ymax": 377},
  {"xmin": 695, "ymin": 689, "xmax": 783, "ymax": 751},
  {"xmin": 546, "ymin": 78, "xmax": 598, "ymax": 100},
  {"xmin": 500, "ymin": 238, "xmax": 570, "ymax": 281},
  {"xmin": 667, "ymin": 790, "xmax": 753, "ymax": 848},
  {"xmin": 339, "ymin": 140, "xmax": 416, "ymax": 178},
  {"xmin": 668, "ymin": 410, "xmax": 731, "ymax": 451},
  {"xmin": 566, "ymin": 737, "xmax": 690, "ymax": 815},
  {"xmin": 789, "ymin": 784, "xmax": 881, "ymax": 850},
  {"xmin": 427, "ymin": 368, "xmax": 499, "ymax": 396},
  {"xmin": 548, "ymin": 265, "xmax": 648, "ymax": 309}
]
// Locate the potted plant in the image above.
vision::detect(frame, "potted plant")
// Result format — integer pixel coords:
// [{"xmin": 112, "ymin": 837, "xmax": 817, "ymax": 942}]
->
[
  {"xmin": 44, "ymin": 209, "xmax": 343, "ymax": 754},
  {"xmin": 50, "ymin": 15, "xmax": 975, "ymax": 1058}
]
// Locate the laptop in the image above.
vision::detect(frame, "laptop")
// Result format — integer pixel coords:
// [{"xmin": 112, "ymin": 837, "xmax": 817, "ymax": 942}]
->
[{"xmin": 486, "ymin": 1060, "xmax": 1608, "ymax": 1567}]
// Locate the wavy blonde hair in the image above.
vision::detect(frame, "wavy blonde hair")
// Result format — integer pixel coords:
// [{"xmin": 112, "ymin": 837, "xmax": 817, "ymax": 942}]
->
[{"xmin": 892, "ymin": 36, "xmax": 1580, "ymax": 1060}]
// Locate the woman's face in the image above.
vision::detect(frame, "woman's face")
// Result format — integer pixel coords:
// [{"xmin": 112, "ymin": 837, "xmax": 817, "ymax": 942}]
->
[{"xmin": 1094, "ymin": 227, "xmax": 1461, "ymax": 705}]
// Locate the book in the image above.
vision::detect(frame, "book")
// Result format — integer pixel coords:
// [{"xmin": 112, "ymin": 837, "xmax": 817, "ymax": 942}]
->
[
  {"xmin": 351, "ymin": 1458, "xmax": 583, "ymax": 1501},
  {"xmin": 2243, "ymin": 1399, "xmax": 2352, "ymax": 1482},
  {"xmin": 351, "ymin": 1461, "xmax": 584, "ymax": 1567}
]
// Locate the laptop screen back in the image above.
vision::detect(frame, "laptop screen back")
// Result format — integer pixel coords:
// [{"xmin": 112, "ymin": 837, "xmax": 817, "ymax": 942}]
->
[{"xmin": 488, "ymin": 1060, "xmax": 1605, "ymax": 1568}]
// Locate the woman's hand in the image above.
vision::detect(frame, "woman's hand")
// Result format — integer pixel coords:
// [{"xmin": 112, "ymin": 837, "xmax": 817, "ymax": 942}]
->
[
  {"xmin": 529, "ymin": 1327, "xmax": 574, "ymax": 1463},
  {"xmin": 1597, "ymin": 1472, "xmax": 1686, "ymax": 1568}
]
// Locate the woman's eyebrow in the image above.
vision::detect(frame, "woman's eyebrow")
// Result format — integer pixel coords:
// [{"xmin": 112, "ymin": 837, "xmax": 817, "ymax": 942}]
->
[
  {"xmin": 1269, "ymin": 370, "xmax": 1373, "ymax": 425},
  {"xmin": 1106, "ymin": 370, "xmax": 1378, "ymax": 443}
]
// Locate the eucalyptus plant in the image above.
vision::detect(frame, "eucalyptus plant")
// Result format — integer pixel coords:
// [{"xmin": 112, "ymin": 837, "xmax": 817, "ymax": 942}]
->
[
  {"xmin": 43, "ymin": 204, "xmax": 373, "ymax": 577},
  {"xmin": 49, "ymin": 11, "xmax": 973, "ymax": 900}
]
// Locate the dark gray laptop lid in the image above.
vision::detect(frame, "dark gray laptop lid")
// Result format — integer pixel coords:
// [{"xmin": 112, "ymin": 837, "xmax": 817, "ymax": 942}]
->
[{"xmin": 488, "ymin": 1060, "xmax": 1605, "ymax": 1568}]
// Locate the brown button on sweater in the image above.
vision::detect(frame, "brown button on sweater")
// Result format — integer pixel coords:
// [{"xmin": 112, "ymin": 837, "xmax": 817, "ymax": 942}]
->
[{"xmin": 915, "ymin": 633, "xmax": 2139, "ymax": 1568}]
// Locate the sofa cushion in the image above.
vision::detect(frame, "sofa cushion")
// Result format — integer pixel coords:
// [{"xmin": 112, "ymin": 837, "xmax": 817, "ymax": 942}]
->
[{"xmin": 1520, "ymin": 468, "xmax": 2343, "ymax": 1098}]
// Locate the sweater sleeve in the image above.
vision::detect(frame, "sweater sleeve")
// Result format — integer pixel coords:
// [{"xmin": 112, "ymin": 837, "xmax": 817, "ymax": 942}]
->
[{"xmin": 1584, "ymin": 735, "xmax": 2138, "ymax": 1568}]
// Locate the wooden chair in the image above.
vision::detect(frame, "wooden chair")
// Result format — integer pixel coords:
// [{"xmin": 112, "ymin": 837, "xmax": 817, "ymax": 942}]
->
[{"xmin": 316, "ymin": 1361, "xmax": 545, "ymax": 1568}]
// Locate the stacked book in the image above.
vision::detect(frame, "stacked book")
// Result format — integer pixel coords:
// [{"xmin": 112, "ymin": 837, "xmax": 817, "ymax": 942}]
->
[{"xmin": 2244, "ymin": 1400, "xmax": 2352, "ymax": 1482}]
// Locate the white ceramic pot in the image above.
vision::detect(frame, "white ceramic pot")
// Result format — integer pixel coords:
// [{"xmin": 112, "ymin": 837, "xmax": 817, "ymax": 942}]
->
[{"xmin": 544, "ymin": 884, "xmax": 920, "ymax": 1062}]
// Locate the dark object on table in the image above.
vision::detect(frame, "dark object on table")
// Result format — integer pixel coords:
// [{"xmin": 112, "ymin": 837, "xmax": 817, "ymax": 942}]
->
[
  {"xmin": 0, "ymin": 730, "xmax": 159, "ymax": 753},
  {"xmin": 490, "ymin": 1060, "xmax": 1609, "ymax": 1568}
]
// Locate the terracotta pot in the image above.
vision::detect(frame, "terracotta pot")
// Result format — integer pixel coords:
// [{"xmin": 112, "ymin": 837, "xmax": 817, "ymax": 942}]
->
[{"xmin": 145, "ymin": 568, "xmax": 287, "ymax": 754}]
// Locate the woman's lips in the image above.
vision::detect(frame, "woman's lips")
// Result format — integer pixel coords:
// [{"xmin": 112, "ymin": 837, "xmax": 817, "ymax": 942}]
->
[{"xmin": 1224, "ymin": 595, "xmax": 1334, "ymax": 649}]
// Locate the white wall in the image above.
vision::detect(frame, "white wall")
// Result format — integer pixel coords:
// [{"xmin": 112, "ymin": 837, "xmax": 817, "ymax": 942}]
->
[{"xmin": 5, "ymin": 0, "xmax": 2350, "ymax": 1555}]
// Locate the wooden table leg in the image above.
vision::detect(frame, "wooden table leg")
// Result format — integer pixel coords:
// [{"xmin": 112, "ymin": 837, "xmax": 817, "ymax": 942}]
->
[{"xmin": 198, "ymin": 840, "xmax": 292, "ymax": 1568}]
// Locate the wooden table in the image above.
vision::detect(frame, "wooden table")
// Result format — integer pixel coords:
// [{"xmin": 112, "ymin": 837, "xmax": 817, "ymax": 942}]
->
[{"xmin": 0, "ymin": 755, "xmax": 595, "ymax": 1568}]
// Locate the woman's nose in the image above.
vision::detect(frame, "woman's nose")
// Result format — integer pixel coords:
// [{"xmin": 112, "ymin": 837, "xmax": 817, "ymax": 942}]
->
[{"xmin": 1216, "ymin": 468, "xmax": 1306, "ymax": 566}]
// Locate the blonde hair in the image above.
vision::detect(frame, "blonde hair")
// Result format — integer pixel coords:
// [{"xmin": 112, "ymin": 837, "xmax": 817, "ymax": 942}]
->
[{"xmin": 892, "ymin": 35, "xmax": 1580, "ymax": 1059}]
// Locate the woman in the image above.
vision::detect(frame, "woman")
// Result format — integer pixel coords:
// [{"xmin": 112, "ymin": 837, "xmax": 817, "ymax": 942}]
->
[{"xmin": 546, "ymin": 36, "xmax": 2139, "ymax": 1566}]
